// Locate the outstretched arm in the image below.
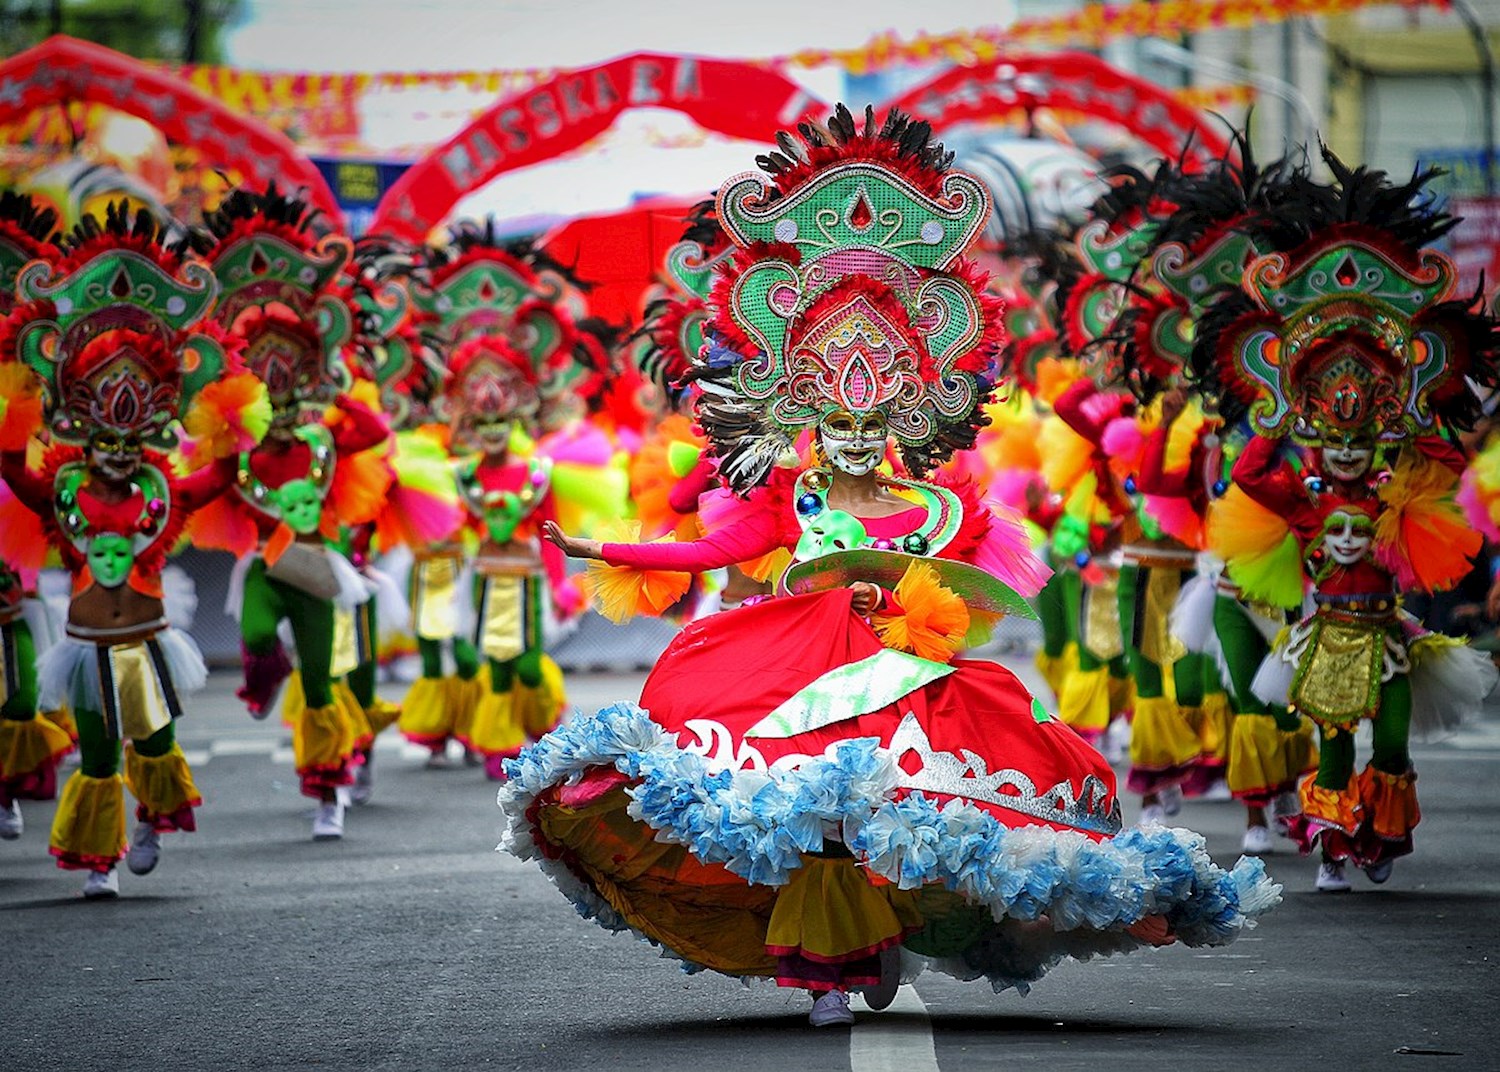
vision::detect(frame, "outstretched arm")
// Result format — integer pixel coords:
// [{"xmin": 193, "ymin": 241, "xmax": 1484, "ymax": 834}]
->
[{"xmin": 544, "ymin": 508, "xmax": 784, "ymax": 573}]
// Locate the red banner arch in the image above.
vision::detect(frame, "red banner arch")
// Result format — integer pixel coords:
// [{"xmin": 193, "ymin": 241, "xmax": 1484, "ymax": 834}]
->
[
  {"xmin": 0, "ymin": 35, "xmax": 343, "ymax": 225},
  {"xmin": 886, "ymin": 53, "xmax": 1232, "ymax": 166},
  {"xmin": 370, "ymin": 53, "xmax": 825, "ymax": 242}
]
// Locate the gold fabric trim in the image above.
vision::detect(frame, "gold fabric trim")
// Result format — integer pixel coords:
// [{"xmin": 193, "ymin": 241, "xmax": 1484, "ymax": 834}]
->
[
  {"xmin": 480, "ymin": 576, "xmax": 525, "ymax": 663},
  {"xmin": 413, "ymin": 556, "xmax": 462, "ymax": 641},
  {"xmin": 110, "ymin": 643, "xmax": 172, "ymax": 741},
  {"xmin": 1139, "ymin": 568, "xmax": 1189, "ymax": 666},
  {"xmin": 1081, "ymin": 571, "xmax": 1124, "ymax": 660}
]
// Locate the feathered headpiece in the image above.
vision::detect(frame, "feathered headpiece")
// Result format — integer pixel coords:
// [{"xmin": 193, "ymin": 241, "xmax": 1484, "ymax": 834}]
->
[
  {"xmin": 693, "ymin": 104, "xmax": 1004, "ymax": 492},
  {"xmin": 0, "ymin": 191, "xmax": 59, "ymax": 317},
  {"xmin": 198, "ymin": 182, "xmax": 355, "ymax": 410},
  {"xmin": 348, "ymin": 233, "xmax": 441, "ymax": 427},
  {"xmin": 635, "ymin": 199, "xmax": 731, "ymax": 406},
  {"xmin": 1214, "ymin": 147, "xmax": 1500, "ymax": 443},
  {"xmin": 0, "ymin": 203, "xmax": 247, "ymax": 450},
  {"xmin": 1116, "ymin": 135, "xmax": 1302, "ymax": 403},
  {"xmin": 412, "ymin": 223, "xmax": 583, "ymax": 430}
]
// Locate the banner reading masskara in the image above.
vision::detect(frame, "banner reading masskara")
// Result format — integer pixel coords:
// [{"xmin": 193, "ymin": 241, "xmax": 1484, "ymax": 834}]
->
[{"xmin": 368, "ymin": 53, "xmax": 822, "ymax": 242}]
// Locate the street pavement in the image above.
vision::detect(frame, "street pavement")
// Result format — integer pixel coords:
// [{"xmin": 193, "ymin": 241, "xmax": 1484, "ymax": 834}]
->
[{"xmin": 3, "ymin": 659, "xmax": 1499, "ymax": 1071}]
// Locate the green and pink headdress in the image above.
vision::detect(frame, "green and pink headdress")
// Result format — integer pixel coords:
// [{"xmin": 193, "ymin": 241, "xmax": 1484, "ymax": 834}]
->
[
  {"xmin": 1213, "ymin": 150, "xmax": 1500, "ymax": 446},
  {"xmin": 0, "ymin": 203, "xmax": 264, "ymax": 458},
  {"xmin": 694, "ymin": 105, "xmax": 1005, "ymax": 492},
  {"xmin": 200, "ymin": 183, "xmax": 356, "ymax": 415}
]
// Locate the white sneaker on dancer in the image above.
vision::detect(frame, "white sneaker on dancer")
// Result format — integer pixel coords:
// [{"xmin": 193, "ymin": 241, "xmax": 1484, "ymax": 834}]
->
[
  {"xmin": 1102, "ymin": 717, "xmax": 1131, "ymax": 765},
  {"xmin": 1363, "ymin": 860, "xmax": 1395, "ymax": 884},
  {"xmin": 861, "ymin": 946, "xmax": 901, "ymax": 1011},
  {"xmin": 1201, "ymin": 778, "xmax": 1232, "ymax": 802},
  {"xmin": 809, "ymin": 989, "xmax": 854, "ymax": 1027},
  {"xmin": 0, "ymin": 800, "xmax": 22, "ymax": 839},
  {"xmin": 1137, "ymin": 803, "xmax": 1167, "ymax": 826},
  {"xmin": 1316, "ymin": 861, "xmax": 1351, "ymax": 892},
  {"xmin": 1159, "ymin": 784, "xmax": 1184, "ymax": 816},
  {"xmin": 312, "ymin": 800, "xmax": 345, "ymax": 840},
  {"xmin": 1240, "ymin": 825, "xmax": 1274, "ymax": 855},
  {"xmin": 83, "ymin": 867, "xmax": 119, "ymax": 899},
  {"xmin": 126, "ymin": 822, "xmax": 161, "ymax": 875}
]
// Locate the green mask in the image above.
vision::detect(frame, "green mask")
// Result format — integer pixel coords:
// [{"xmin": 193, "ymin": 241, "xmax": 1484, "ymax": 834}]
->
[
  {"xmin": 794, "ymin": 509, "xmax": 868, "ymax": 561},
  {"xmin": 276, "ymin": 478, "xmax": 324, "ymax": 535},
  {"xmin": 87, "ymin": 532, "xmax": 136, "ymax": 589},
  {"xmin": 1051, "ymin": 515, "xmax": 1090, "ymax": 561},
  {"xmin": 483, "ymin": 491, "xmax": 524, "ymax": 544}
]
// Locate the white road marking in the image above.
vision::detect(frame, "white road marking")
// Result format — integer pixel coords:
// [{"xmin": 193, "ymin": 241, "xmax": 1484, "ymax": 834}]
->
[{"xmin": 850, "ymin": 985, "xmax": 940, "ymax": 1072}]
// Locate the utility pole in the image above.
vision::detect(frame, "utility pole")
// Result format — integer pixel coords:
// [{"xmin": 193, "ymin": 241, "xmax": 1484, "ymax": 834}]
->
[
  {"xmin": 184, "ymin": 0, "xmax": 204, "ymax": 63},
  {"xmin": 49, "ymin": 0, "xmax": 63, "ymax": 35}
]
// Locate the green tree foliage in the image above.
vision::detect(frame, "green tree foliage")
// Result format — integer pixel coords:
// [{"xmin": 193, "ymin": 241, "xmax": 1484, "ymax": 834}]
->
[{"xmin": 1, "ymin": 1, "xmax": 246, "ymax": 64}]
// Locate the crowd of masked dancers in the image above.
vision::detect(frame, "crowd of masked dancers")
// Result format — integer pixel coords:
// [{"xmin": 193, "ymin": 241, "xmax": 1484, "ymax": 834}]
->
[{"xmin": 3, "ymin": 104, "xmax": 1499, "ymax": 1026}]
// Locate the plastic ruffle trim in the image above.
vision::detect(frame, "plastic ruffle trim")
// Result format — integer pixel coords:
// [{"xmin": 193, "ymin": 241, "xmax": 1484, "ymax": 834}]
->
[{"xmin": 499, "ymin": 702, "xmax": 1281, "ymax": 992}]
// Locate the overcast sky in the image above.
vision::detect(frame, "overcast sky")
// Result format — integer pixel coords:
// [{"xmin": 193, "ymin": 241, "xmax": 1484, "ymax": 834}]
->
[{"xmin": 226, "ymin": 0, "xmax": 1019, "ymax": 71}]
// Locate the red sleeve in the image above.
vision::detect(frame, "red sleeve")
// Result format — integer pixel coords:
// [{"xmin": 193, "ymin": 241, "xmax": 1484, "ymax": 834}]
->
[
  {"xmin": 1232, "ymin": 435, "xmax": 1307, "ymax": 516},
  {"xmin": 174, "ymin": 455, "xmax": 238, "ymax": 513},
  {"xmin": 667, "ymin": 454, "xmax": 716, "ymax": 515},
  {"xmin": 602, "ymin": 509, "xmax": 785, "ymax": 571},
  {"xmin": 1413, "ymin": 434, "xmax": 1468, "ymax": 475},
  {"xmin": 0, "ymin": 451, "xmax": 50, "ymax": 515},
  {"xmin": 1052, "ymin": 378, "xmax": 1103, "ymax": 445},
  {"xmin": 331, "ymin": 398, "xmax": 391, "ymax": 456},
  {"xmin": 1136, "ymin": 425, "xmax": 1189, "ymax": 497}
]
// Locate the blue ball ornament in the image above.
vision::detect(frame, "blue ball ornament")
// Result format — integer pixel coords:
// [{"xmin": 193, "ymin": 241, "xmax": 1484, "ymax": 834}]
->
[
  {"xmin": 1212, "ymin": 479, "xmax": 1229, "ymax": 497},
  {"xmin": 796, "ymin": 492, "xmax": 823, "ymax": 516},
  {"xmin": 1123, "ymin": 475, "xmax": 1137, "ymax": 496},
  {"xmin": 1074, "ymin": 551, "xmax": 1091, "ymax": 568}
]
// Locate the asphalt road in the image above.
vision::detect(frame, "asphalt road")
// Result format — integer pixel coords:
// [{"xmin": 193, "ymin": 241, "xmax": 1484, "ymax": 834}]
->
[{"xmin": 3, "ymin": 662, "xmax": 1498, "ymax": 1072}]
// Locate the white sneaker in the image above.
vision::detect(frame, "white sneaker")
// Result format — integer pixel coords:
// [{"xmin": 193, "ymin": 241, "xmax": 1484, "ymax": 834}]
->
[
  {"xmin": 1240, "ymin": 825, "xmax": 1274, "ymax": 855},
  {"xmin": 1316, "ymin": 861, "xmax": 1351, "ymax": 892},
  {"xmin": 809, "ymin": 989, "xmax": 854, "ymax": 1027},
  {"xmin": 349, "ymin": 762, "xmax": 373, "ymax": 806},
  {"xmin": 1364, "ymin": 859, "xmax": 1395, "ymax": 885},
  {"xmin": 83, "ymin": 868, "xmax": 119, "ymax": 899},
  {"xmin": 126, "ymin": 822, "xmax": 161, "ymax": 875},
  {"xmin": 1137, "ymin": 803, "xmax": 1167, "ymax": 826},
  {"xmin": 0, "ymin": 800, "xmax": 22, "ymax": 839},
  {"xmin": 312, "ymin": 800, "xmax": 345, "ymax": 841},
  {"xmin": 1201, "ymin": 778, "xmax": 1233, "ymax": 802},
  {"xmin": 424, "ymin": 749, "xmax": 453, "ymax": 771},
  {"xmin": 1159, "ymin": 784, "xmax": 1184, "ymax": 817},
  {"xmin": 860, "ymin": 946, "xmax": 901, "ymax": 1012}
]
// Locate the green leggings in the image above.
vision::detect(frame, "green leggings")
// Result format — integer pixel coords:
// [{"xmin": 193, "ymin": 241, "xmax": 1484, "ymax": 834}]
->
[
  {"xmin": 1035, "ymin": 554, "xmax": 1074, "ymax": 661},
  {"xmin": 241, "ymin": 558, "xmax": 336, "ymax": 709},
  {"xmin": 1314, "ymin": 674, "xmax": 1412, "ymax": 789},
  {"xmin": 1117, "ymin": 564, "xmax": 1215, "ymax": 704},
  {"xmin": 490, "ymin": 649, "xmax": 544, "ymax": 692},
  {"xmin": 1214, "ymin": 596, "xmax": 1301, "ymax": 731},
  {"xmin": 76, "ymin": 710, "xmax": 174, "ymax": 779},
  {"xmin": 1, "ymin": 619, "xmax": 38, "ymax": 721},
  {"xmin": 417, "ymin": 636, "xmax": 480, "ymax": 681}
]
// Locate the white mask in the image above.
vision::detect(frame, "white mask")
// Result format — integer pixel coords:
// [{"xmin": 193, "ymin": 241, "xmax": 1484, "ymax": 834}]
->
[
  {"xmin": 1324, "ymin": 514, "xmax": 1372, "ymax": 566},
  {"xmin": 1320, "ymin": 443, "xmax": 1373, "ymax": 482},
  {"xmin": 817, "ymin": 410, "xmax": 887, "ymax": 477}
]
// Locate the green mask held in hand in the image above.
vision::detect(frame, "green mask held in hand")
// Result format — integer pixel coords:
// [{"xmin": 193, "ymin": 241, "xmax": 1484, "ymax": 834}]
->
[
  {"xmin": 483, "ymin": 490, "xmax": 524, "ymax": 544},
  {"xmin": 794, "ymin": 509, "xmax": 868, "ymax": 561},
  {"xmin": 276, "ymin": 478, "xmax": 325, "ymax": 536},
  {"xmin": 87, "ymin": 532, "xmax": 136, "ymax": 589}
]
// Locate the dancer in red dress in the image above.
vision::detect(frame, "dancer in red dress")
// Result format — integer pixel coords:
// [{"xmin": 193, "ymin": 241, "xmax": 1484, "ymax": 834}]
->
[{"xmin": 504, "ymin": 107, "xmax": 1280, "ymax": 1027}]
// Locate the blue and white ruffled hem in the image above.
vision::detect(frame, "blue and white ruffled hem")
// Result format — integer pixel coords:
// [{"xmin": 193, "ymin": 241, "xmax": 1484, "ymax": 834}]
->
[{"xmin": 499, "ymin": 702, "xmax": 1281, "ymax": 994}]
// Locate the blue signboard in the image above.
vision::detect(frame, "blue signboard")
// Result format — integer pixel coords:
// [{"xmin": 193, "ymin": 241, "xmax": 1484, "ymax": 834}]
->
[{"xmin": 309, "ymin": 157, "xmax": 411, "ymax": 236}]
